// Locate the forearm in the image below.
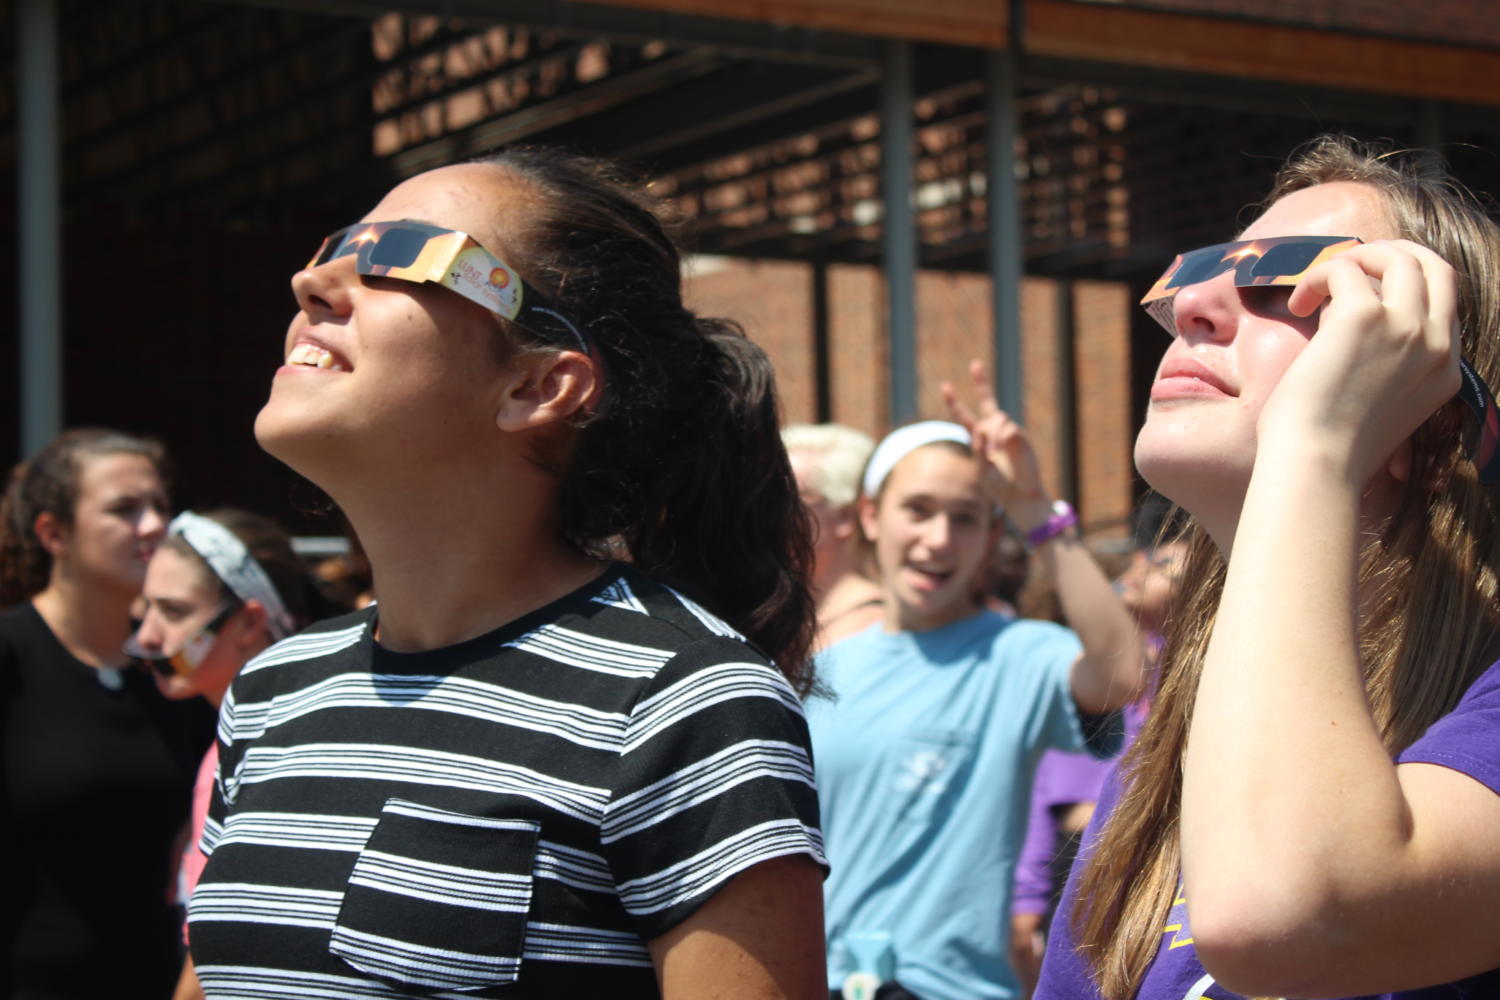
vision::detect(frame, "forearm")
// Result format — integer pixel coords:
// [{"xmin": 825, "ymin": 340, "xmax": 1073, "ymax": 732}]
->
[
  {"xmin": 1181, "ymin": 444, "xmax": 1412, "ymax": 984},
  {"xmin": 1013, "ymin": 498, "xmax": 1143, "ymax": 713}
]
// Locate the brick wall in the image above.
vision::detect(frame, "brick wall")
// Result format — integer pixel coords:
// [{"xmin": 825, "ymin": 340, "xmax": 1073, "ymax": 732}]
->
[
  {"xmin": 684, "ymin": 256, "xmax": 1137, "ymax": 539},
  {"xmin": 1072, "ymin": 280, "xmax": 1135, "ymax": 537}
]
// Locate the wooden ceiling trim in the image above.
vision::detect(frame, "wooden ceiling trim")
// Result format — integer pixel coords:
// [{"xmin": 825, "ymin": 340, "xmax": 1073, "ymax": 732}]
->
[
  {"xmin": 574, "ymin": 0, "xmax": 1008, "ymax": 48},
  {"xmin": 1027, "ymin": 1, "xmax": 1500, "ymax": 109}
]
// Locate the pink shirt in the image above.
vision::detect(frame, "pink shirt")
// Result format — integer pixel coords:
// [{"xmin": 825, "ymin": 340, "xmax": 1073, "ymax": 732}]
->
[{"xmin": 180, "ymin": 742, "xmax": 217, "ymax": 945}]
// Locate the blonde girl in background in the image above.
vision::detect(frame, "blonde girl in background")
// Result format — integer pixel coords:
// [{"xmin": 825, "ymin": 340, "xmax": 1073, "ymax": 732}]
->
[
  {"xmin": 1037, "ymin": 135, "xmax": 1500, "ymax": 999},
  {"xmin": 783, "ymin": 423, "xmax": 884, "ymax": 647}
]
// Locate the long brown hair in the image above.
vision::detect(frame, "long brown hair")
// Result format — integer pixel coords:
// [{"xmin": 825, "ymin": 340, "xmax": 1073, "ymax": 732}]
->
[
  {"xmin": 474, "ymin": 147, "xmax": 818, "ymax": 696},
  {"xmin": 1071, "ymin": 135, "xmax": 1500, "ymax": 996}
]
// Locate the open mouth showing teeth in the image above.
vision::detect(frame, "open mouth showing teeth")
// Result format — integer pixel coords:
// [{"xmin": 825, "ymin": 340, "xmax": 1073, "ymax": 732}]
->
[{"xmin": 287, "ymin": 342, "xmax": 348, "ymax": 371}]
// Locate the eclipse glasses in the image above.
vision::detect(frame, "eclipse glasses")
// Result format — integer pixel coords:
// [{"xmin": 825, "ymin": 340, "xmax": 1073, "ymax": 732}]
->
[
  {"xmin": 1141, "ymin": 235, "xmax": 1500, "ymax": 484},
  {"xmin": 308, "ymin": 221, "xmax": 589, "ymax": 355},
  {"xmin": 124, "ymin": 601, "xmax": 240, "ymax": 679}
]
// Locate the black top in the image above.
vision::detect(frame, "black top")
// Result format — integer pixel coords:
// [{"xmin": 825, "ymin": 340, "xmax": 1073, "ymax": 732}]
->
[
  {"xmin": 1, "ymin": 602, "xmax": 214, "ymax": 1000},
  {"xmin": 190, "ymin": 566, "xmax": 826, "ymax": 999}
]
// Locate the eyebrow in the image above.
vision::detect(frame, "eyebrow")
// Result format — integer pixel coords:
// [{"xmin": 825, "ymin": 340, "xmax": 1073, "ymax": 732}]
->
[{"xmin": 899, "ymin": 492, "xmax": 985, "ymax": 511}]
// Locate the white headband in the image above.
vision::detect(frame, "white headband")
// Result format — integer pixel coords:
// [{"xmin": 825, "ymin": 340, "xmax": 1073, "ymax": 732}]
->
[
  {"xmin": 170, "ymin": 511, "xmax": 295, "ymax": 642},
  {"xmin": 862, "ymin": 420, "xmax": 972, "ymax": 497}
]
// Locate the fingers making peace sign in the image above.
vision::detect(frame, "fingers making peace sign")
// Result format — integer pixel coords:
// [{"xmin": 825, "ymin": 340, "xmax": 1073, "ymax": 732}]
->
[{"xmin": 941, "ymin": 358, "xmax": 1050, "ymax": 515}]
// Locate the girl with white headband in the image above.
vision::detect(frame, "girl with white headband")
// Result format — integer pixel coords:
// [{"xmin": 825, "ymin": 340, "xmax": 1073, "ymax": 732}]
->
[
  {"xmin": 806, "ymin": 362, "xmax": 1145, "ymax": 1000},
  {"xmin": 126, "ymin": 508, "xmax": 334, "ymax": 1000}
]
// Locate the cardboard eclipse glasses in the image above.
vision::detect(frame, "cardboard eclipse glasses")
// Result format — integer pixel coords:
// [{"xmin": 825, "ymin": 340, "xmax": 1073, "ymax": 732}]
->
[
  {"xmin": 1142, "ymin": 235, "xmax": 1500, "ymax": 484},
  {"xmin": 124, "ymin": 601, "xmax": 239, "ymax": 679},
  {"xmin": 308, "ymin": 221, "xmax": 589, "ymax": 354}
]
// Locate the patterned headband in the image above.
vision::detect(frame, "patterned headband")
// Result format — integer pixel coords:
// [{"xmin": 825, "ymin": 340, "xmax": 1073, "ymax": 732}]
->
[{"xmin": 170, "ymin": 512, "xmax": 295, "ymax": 642}]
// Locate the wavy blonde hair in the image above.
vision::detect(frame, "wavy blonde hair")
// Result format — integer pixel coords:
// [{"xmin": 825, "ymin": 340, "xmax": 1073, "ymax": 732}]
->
[{"xmin": 1071, "ymin": 134, "xmax": 1500, "ymax": 997}]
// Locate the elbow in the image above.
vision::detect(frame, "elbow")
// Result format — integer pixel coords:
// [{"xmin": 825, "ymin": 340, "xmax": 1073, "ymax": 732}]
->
[
  {"xmin": 1187, "ymin": 884, "xmax": 1339, "ymax": 997},
  {"xmin": 1191, "ymin": 917, "xmax": 1293, "ymax": 996}
]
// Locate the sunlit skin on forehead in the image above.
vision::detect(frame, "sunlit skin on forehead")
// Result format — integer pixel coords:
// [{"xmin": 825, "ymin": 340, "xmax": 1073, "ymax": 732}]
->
[{"xmin": 362, "ymin": 164, "xmax": 545, "ymax": 269}]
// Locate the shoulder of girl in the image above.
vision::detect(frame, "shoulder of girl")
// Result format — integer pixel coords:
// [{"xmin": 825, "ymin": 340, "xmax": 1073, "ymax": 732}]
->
[
  {"xmin": 1464, "ymin": 657, "xmax": 1500, "ymax": 702},
  {"xmin": 989, "ymin": 614, "xmax": 1079, "ymax": 649}
]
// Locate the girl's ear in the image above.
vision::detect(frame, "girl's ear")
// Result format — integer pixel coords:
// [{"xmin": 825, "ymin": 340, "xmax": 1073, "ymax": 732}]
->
[
  {"xmin": 831, "ymin": 503, "xmax": 860, "ymax": 542},
  {"xmin": 33, "ymin": 511, "xmax": 67, "ymax": 559},
  {"xmin": 858, "ymin": 494, "xmax": 880, "ymax": 544},
  {"xmin": 228, "ymin": 599, "xmax": 270, "ymax": 651},
  {"xmin": 495, "ymin": 350, "xmax": 602, "ymax": 432}
]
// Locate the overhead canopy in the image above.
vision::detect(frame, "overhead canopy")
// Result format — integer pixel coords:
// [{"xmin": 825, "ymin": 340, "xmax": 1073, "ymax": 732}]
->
[
  {"xmin": 23, "ymin": 0, "xmax": 1500, "ymax": 278},
  {"xmin": 4, "ymin": 0, "xmax": 1500, "ymax": 522}
]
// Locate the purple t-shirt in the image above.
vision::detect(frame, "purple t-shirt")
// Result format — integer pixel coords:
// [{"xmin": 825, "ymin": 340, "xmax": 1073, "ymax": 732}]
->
[
  {"xmin": 1036, "ymin": 658, "xmax": 1500, "ymax": 1000},
  {"xmin": 1014, "ymin": 701, "xmax": 1148, "ymax": 916}
]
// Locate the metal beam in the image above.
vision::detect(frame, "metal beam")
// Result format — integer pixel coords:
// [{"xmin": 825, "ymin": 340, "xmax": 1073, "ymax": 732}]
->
[
  {"xmin": 1021, "ymin": 54, "xmax": 1434, "ymax": 125},
  {"xmin": 986, "ymin": 42, "xmax": 1024, "ymax": 419},
  {"xmin": 200, "ymin": 0, "xmax": 883, "ymax": 69},
  {"xmin": 1054, "ymin": 278, "xmax": 1077, "ymax": 501},
  {"xmin": 881, "ymin": 39, "xmax": 917, "ymax": 424},
  {"xmin": 812, "ymin": 256, "xmax": 832, "ymax": 423},
  {"xmin": 387, "ymin": 48, "xmax": 727, "ymax": 176},
  {"xmin": 606, "ymin": 65, "xmax": 878, "ymax": 163},
  {"xmin": 17, "ymin": 0, "xmax": 62, "ymax": 454}
]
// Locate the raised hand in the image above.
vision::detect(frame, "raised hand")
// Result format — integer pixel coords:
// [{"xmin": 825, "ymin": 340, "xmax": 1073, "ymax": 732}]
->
[
  {"xmin": 1262, "ymin": 239, "xmax": 1462, "ymax": 487},
  {"xmin": 940, "ymin": 358, "xmax": 1048, "ymax": 513}
]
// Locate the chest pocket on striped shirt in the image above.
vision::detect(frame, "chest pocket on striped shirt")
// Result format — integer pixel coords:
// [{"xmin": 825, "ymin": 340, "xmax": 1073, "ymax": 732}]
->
[{"xmin": 330, "ymin": 798, "xmax": 540, "ymax": 992}]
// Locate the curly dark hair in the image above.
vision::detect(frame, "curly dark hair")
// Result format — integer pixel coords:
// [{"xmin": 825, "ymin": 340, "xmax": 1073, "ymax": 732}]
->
[{"xmin": 475, "ymin": 146, "xmax": 817, "ymax": 695}]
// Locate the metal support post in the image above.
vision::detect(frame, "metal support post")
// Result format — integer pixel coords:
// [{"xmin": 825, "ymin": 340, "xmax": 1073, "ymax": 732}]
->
[
  {"xmin": 18, "ymin": 0, "xmax": 64, "ymax": 454},
  {"xmin": 986, "ymin": 32, "xmax": 1024, "ymax": 420},
  {"xmin": 881, "ymin": 39, "xmax": 917, "ymax": 424}
]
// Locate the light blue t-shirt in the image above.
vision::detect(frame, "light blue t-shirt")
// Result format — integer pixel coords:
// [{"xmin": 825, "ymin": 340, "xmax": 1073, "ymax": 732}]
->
[{"xmin": 807, "ymin": 611, "xmax": 1111, "ymax": 1000}]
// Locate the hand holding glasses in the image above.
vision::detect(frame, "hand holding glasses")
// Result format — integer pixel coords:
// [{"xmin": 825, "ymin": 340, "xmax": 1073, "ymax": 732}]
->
[{"xmin": 1141, "ymin": 235, "xmax": 1500, "ymax": 484}]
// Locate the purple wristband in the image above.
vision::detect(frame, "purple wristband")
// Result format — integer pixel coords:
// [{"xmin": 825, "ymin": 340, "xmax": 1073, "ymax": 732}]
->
[{"xmin": 1025, "ymin": 500, "xmax": 1078, "ymax": 548}]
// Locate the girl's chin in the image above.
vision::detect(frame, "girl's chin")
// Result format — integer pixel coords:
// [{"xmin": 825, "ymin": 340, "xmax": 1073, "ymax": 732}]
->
[
  {"xmin": 254, "ymin": 407, "xmax": 355, "ymax": 480},
  {"xmin": 1135, "ymin": 437, "xmax": 1250, "ymax": 514},
  {"xmin": 895, "ymin": 590, "xmax": 975, "ymax": 630}
]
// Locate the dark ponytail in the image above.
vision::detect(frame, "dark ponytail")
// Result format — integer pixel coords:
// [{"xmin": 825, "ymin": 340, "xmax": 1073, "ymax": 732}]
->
[
  {"xmin": 0, "ymin": 428, "xmax": 168, "ymax": 608},
  {"xmin": 477, "ymin": 147, "xmax": 817, "ymax": 695}
]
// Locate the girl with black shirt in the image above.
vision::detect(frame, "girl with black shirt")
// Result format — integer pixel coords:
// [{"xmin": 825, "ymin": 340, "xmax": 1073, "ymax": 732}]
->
[{"xmin": 1, "ymin": 428, "xmax": 209, "ymax": 1000}]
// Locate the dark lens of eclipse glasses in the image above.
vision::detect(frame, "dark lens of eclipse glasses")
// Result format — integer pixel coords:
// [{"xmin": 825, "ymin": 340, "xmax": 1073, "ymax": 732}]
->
[
  {"xmin": 1251, "ymin": 240, "xmax": 1333, "ymax": 280},
  {"xmin": 1167, "ymin": 246, "xmax": 1234, "ymax": 290},
  {"xmin": 367, "ymin": 227, "xmax": 429, "ymax": 268}
]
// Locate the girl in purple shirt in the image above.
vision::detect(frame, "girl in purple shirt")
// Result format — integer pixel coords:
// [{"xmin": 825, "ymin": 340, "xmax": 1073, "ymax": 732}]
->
[{"xmin": 1038, "ymin": 135, "xmax": 1500, "ymax": 999}]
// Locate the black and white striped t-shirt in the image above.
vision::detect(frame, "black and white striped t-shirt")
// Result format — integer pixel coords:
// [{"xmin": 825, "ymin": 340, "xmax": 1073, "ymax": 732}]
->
[{"xmin": 187, "ymin": 566, "xmax": 826, "ymax": 999}]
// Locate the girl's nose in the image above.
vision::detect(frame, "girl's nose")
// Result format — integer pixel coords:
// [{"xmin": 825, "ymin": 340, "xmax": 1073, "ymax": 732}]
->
[
  {"xmin": 138, "ymin": 504, "xmax": 168, "ymax": 543},
  {"xmin": 923, "ymin": 515, "xmax": 955, "ymax": 552},
  {"xmin": 291, "ymin": 256, "xmax": 357, "ymax": 320},
  {"xmin": 1168, "ymin": 270, "xmax": 1240, "ymax": 344}
]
